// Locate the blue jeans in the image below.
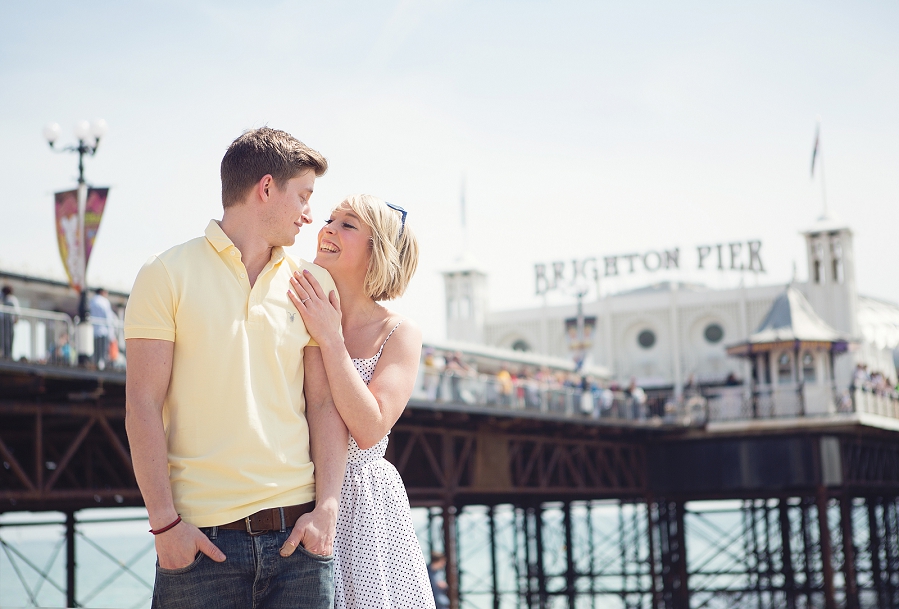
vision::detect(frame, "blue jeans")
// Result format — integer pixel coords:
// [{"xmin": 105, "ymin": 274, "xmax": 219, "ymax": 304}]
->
[{"xmin": 152, "ymin": 527, "xmax": 334, "ymax": 609}]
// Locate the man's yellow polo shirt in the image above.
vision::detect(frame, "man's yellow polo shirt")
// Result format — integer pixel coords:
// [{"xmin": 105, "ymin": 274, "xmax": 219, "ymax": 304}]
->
[{"xmin": 124, "ymin": 220, "xmax": 337, "ymax": 528}]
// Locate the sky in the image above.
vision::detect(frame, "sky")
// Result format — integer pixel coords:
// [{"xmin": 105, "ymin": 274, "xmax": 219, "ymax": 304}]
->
[{"xmin": 1, "ymin": 1, "xmax": 898, "ymax": 340}]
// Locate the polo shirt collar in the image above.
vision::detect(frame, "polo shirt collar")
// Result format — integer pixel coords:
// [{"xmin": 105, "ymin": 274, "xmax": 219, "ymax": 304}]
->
[
  {"xmin": 205, "ymin": 220, "xmax": 234, "ymax": 253},
  {"xmin": 205, "ymin": 219, "xmax": 286, "ymax": 264}
]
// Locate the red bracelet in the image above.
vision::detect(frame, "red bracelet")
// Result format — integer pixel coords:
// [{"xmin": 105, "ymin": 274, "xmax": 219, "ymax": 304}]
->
[{"xmin": 150, "ymin": 515, "xmax": 182, "ymax": 535}]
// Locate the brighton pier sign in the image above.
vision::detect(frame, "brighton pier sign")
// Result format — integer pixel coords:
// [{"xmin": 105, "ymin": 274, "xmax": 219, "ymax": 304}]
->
[{"xmin": 535, "ymin": 240, "xmax": 765, "ymax": 296}]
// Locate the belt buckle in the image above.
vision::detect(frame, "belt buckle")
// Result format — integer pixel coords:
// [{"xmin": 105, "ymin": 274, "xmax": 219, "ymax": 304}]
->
[{"xmin": 244, "ymin": 515, "xmax": 265, "ymax": 536}]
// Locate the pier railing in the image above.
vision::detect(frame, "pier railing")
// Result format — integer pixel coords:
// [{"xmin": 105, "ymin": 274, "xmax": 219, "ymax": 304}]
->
[
  {"xmin": 412, "ymin": 370, "xmax": 707, "ymax": 425},
  {"xmin": 0, "ymin": 303, "xmax": 123, "ymax": 369},
  {"xmin": 1, "ymin": 303, "xmax": 78, "ymax": 366},
  {"xmin": 705, "ymin": 382, "xmax": 899, "ymax": 422},
  {"xmin": 416, "ymin": 370, "xmax": 899, "ymax": 426}
]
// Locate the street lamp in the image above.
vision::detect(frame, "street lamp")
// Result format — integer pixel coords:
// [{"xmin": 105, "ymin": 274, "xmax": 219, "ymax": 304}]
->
[
  {"xmin": 568, "ymin": 277, "xmax": 592, "ymax": 370},
  {"xmin": 44, "ymin": 119, "xmax": 108, "ymax": 364}
]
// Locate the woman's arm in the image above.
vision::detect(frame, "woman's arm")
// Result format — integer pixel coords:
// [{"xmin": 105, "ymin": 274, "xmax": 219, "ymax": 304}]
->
[
  {"xmin": 280, "ymin": 346, "xmax": 348, "ymax": 557},
  {"xmin": 320, "ymin": 320, "xmax": 421, "ymax": 449},
  {"xmin": 289, "ymin": 270, "xmax": 422, "ymax": 449}
]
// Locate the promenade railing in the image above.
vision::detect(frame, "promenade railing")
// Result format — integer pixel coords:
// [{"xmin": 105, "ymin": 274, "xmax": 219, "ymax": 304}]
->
[
  {"xmin": 412, "ymin": 370, "xmax": 706, "ymax": 425},
  {"xmin": 414, "ymin": 369, "xmax": 899, "ymax": 427},
  {"xmin": 851, "ymin": 386, "xmax": 899, "ymax": 419},
  {"xmin": 705, "ymin": 382, "xmax": 899, "ymax": 422},
  {"xmin": 0, "ymin": 303, "xmax": 77, "ymax": 366},
  {"xmin": 0, "ymin": 303, "xmax": 124, "ymax": 369}
]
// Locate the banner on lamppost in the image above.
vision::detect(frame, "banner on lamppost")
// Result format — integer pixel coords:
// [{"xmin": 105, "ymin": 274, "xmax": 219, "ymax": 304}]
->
[
  {"xmin": 564, "ymin": 316, "xmax": 597, "ymax": 350},
  {"xmin": 83, "ymin": 187, "xmax": 109, "ymax": 270},
  {"xmin": 54, "ymin": 187, "xmax": 109, "ymax": 290}
]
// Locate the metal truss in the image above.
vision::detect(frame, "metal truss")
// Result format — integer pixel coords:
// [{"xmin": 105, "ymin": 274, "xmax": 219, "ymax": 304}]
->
[
  {"xmin": 843, "ymin": 437, "xmax": 899, "ymax": 490},
  {"xmin": 0, "ymin": 511, "xmax": 153, "ymax": 608},
  {"xmin": 854, "ymin": 495, "xmax": 899, "ymax": 609},
  {"xmin": 652, "ymin": 495, "xmax": 899, "ymax": 609},
  {"xmin": 0, "ymin": 402, "xmax": 140, "ymax": 512},
  {"xmin": 412, "ymin": 501, "xmax": 655, "ymax": 609},
  {"xmin": 405, "ymin": 495, "xmax": 899, "ymax": 609},
  {"xmin": 391, "ymin": 424, "xmax": 646, "ymax": 503}
]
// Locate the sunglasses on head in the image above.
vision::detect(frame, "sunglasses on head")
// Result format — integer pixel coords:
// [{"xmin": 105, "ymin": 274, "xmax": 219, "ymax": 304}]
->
[{"xmin": 385, "ymin": 202, "xmax": 407, "ymax": 239}]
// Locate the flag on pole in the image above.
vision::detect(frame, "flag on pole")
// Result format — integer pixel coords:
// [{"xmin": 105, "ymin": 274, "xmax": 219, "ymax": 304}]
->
[
  {"xmin": 54, "ymin": 187, "xmax": 109, "ymax": 290},
  {"xmin": 54, "ymin": 189, "xmax": 81, "ymax": 289},
  {"xmin": 83, "ymin": 187, "xmax": 109, "ymax": 269},
  {"xmin": 811, "ymin": 123, "xmax": 820, "ymax": 177}
]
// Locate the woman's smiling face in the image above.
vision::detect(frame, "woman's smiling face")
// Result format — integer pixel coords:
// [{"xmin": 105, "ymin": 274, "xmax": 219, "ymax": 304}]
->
[{"xmin": 314, "ymin": 205, "xmax": 373, "ymax": 279}]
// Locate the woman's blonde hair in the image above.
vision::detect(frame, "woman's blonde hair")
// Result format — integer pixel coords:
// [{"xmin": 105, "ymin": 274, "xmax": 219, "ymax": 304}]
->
[{"xmin": 335, "ymin": 194, "xmax": 419, "ymax": 301}]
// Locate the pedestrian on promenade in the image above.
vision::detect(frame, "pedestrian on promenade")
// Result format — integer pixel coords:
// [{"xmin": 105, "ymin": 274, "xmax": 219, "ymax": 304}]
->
[
  {"xmin": 125, "ymin": 127, "xmax": 345, "ymax": 609},
  {"xmin": 288, "ymin": 193, "xmax": 435, "ymax": 608},
  {"xmin": 1, "ymin": 285, "xmax": 19, "ymax": 360},
  {"xmin": 497, "ymin": 363, "xmax": 514, "ymax": 406},
  {"xmin": 90, "ymin": 288, "xmax": 116, "ymax": 369}
]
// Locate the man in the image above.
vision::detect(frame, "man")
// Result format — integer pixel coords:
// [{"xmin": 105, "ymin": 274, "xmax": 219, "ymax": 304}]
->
[
  {"xmin": 496, "ymin": 363, "xmax": 514, "ymax": 406},
  {"xmin": 90, "ymin": 288, "xmax": 116, "ymax": 369},
  {"xmin": 1, "ymin": 285, "xmax": 20, "ymax": 360},
  {"xmin": 125, "ymin": 128, "xmax": 347, "ymax": 609}
]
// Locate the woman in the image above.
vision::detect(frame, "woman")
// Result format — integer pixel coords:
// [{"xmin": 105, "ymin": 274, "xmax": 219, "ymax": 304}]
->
[{"xmin": 288, "ymin": 194, "xmax": 435, "ymax": 609}]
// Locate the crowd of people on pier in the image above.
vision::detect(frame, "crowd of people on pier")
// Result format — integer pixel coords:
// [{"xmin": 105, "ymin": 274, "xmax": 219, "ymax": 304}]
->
[
  {"xmin": 851, "ymin": 363, "xmax": 899, "ymax": 398},
  {"xmin": 419, "ymin": 346, "xmax": 670, "ymax": 421}
]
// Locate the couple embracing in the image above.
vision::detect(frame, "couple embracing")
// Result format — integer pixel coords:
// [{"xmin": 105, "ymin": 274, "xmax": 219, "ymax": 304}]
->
[{"xmin": 124, "ymin": 127, "xmax": 435, "ymax": 609}]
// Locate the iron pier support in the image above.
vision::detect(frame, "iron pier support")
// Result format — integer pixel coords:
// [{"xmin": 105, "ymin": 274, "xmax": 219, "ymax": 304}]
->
[{"xmin": 65, "ymin": 510, "xmax": 76, "ymax": 608}]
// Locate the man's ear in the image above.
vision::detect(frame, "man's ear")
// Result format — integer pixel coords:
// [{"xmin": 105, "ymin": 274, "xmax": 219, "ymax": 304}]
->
[{"xmin": 256, "ymin": 174, "xmax": 274, "ymax": 202}]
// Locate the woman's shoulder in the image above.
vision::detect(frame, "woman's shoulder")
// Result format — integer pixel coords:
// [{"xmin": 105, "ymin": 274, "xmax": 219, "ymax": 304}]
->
[
  {"xmin": 379, "ymin": 313, "xmax": 422, "ymax": 352},
  {"xmin": 287, "ymin": 256, "xmax": 337, "ymax": 292}
]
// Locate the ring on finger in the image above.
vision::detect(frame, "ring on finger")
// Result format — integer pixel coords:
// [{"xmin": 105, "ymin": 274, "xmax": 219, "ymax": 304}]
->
[{"xmin": 301, "ymin": 297, "xmax": 311, "ymax": 304}]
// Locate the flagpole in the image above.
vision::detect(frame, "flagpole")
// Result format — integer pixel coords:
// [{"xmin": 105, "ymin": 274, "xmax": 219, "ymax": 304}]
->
[
  {"xmin": 814, "ymin": 117, "xmax": 829, "ymax": 218},
  {"xmin": 459, "ymin": 173, "xmax": 467, "ymax": 256},
  {"xmin": 819, "ymin": 138, "xmax": 828, "ymax": 219}
]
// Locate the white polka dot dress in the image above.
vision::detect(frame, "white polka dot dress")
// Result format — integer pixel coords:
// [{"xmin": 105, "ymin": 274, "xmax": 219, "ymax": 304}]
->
[{"xmin": 334, "ymin": 322, "xmax": 436, "ymax": 609}]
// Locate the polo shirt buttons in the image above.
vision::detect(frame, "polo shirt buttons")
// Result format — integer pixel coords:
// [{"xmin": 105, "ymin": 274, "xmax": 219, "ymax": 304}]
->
[
  {"xmin": 240, "ymin": 272, "xmax": 246, "ymax": 279},
  {"xmin": 230, "ymin": 251, "xmax": 236, "ymax": 256}
]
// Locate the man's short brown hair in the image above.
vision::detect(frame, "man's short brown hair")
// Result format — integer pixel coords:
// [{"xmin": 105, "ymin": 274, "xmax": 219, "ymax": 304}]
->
[{"xmin": 221, "ymin": 127, "xmax": 328, "ymax": 208}]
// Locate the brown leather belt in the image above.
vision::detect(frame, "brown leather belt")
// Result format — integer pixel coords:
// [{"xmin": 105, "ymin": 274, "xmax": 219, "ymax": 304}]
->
[{"xmin": 219, "ymin": 501, "xmax": 315, "ymax": 535}]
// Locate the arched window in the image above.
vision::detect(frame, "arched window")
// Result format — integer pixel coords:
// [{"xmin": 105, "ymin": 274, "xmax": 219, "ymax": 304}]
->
[
  {"xmin": 777, "ymin": 352, "xmax": 793, "ymax": 384},
  {"xmin": 831, "ymin": 239, "xmax": 844, "ymax": 284},
  {"xmin": 802, "ymin": 352, "xmax": 816, "ymax": 383},
  {"xmin": 813, "ymin": 241, "xmax": 825, "ymax": 285}
]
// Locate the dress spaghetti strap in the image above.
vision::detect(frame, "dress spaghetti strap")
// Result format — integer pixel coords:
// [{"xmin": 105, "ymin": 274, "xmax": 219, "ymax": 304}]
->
[{"xmin": 373, "ymin": 320, "xmax": 403, "ymax": 361}]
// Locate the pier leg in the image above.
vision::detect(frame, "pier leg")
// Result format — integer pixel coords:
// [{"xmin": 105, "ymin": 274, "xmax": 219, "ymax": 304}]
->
[
  {"xmin": 646, "ymin": 499, "xmax": 660, "ymax": 609},
  {"xmin": 564, "ymin": 501, "xmax": 575, "ymax": 609},
  {"xmin": 867, "ymin": 498, "xmax": 886, "ymax": 609},
  {"xmin": 534, "ymin": 504, "xmax": 547, "ymax": 608},
  {"xmin": 523, "ymin": 506, "xmax": 534, "ymax": 609},
  {"xmin": 655, "ymin": 499, "xmax": 689, "ymax": 609},
  {"xmin": 840, "ymin": 495, "xmax": 859, "ymax": 609},
  {"xmin": 65, "ymin": 510, "xmax": 76, "ymax": 608},
  {"xmin": 443, "ymin": 504, "xmax": 459, "ymax": 609},
  {"xmin": 778, "ymin": 499, "xmax": 796, "ymax": 609},
  {"xmin": 489, "ymin": 505, "xmax": 499, "ymax": 609},
  {"xmin": 816, "ymin": 489, "xmax": 837, "ymax": 609}
]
